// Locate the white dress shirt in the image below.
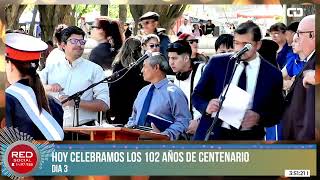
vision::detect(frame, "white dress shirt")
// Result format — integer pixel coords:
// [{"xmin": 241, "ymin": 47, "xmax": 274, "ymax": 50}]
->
[
  {"xmin": 39, "ymin": 57, "xmax": 110, "ymax": 127},
  {"xmin": 178, "ymin": 25, "xmax": 193, "ymax": 34},
  {"xmin": 45, "ymin": 48, "xmax": 65, "ymax": 66},
  {"xmin": 222, "ymin": 53, "xmax": 261, "ymax": 129}
]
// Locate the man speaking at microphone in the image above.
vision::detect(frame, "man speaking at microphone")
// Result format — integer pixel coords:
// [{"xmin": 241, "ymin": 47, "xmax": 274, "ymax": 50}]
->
[{"xmin": 192, "ymin": 21, "xmax": 284, "ymax": 140}]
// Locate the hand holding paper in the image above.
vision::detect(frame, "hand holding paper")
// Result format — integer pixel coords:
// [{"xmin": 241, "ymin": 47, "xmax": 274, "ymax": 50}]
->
[
  {"xmin": 212, "ymin": 84, "xmax": 251, "ymax": 129},
  {"xmin": 241, "ymin": 110, "xmax": 260, "ymax": 129}
]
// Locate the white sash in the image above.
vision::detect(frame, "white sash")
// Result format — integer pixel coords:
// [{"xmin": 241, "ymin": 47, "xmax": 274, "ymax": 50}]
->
[{"xmin": 6, "ymin": 82, "xmax": 64, "ymax": 141}]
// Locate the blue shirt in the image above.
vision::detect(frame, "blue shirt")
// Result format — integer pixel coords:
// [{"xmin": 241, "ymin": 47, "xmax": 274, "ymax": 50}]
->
[
  {"xmin": 127, "ymin": 78, "xmax": 191, "ymax": 140},
  {"xmin": 285, "ymin": 55, "xmax": 306, "ymax": 77},
  {"xmin": 277, "ymin": 43, "xmax": 294, "ymax": 69}
]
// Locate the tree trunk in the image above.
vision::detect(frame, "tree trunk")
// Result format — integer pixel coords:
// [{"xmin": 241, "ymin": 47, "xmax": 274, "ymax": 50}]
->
[
  {"xmin": 129, "ymin": 5, "xmax": 187, "ymax": 35},
  {"xmin": 5, "ymin": 4, "xmax": 27, "ymax": 30},
  {"xmin": 119, "ymin": 5, "xmax": 127, "ymax": 23},
  {"xmin": 28, "ymin": 5, "xmax": 38, "ymax": 36},
  {"xmin": 38, "ymin": 5, "xmax": 74, "ymax": 42},
  {"xmin": 100, "ymin": 5, "xmax": 108, "ymax": 16}
]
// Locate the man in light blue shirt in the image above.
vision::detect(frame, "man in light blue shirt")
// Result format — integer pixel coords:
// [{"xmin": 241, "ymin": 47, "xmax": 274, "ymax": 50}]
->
[{"xmin": 127, "ymin": 54, "xmax": 191, "ymax": 140}]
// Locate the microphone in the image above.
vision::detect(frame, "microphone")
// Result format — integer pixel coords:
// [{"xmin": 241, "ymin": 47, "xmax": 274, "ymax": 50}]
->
[
  {"xmin": 129, "ymin": 50, "xmax": 152, "ymax": 67},
  {"xmin": 107, "ymin": 51, "xmax": 152, "ymax": 82},
  {"xmin": 231, "ymin": 43, "xmax": 253, "ymax": 60}
]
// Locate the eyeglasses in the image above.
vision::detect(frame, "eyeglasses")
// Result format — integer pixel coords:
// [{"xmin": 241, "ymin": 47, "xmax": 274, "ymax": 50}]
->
[
  {"xmin": 296, "ymin": 30, "xmax": 314, "ymax": 38},
  {"xmin": 187, "ymin": 39, "xmax": 199, "ymax": 44},
  {"xmin": 67, "ymin": 38, "xmax": 87, "ymax": 45},
  {"xmin": 149, "ymin": 44, "xmax": 160, "ymax": 48},
  {"xmin": 142, "ymin": 20, "xmax": 155, "ymax": 25}
]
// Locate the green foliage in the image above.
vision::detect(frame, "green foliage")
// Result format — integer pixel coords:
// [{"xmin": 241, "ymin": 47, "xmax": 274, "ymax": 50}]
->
[
  {"xmin": 73, "ymin": 4, "xmax": 100, "ymax": 19},
  {"xmin": 103, "ymin": 5, "xmax": 132, "ymax": 20}
]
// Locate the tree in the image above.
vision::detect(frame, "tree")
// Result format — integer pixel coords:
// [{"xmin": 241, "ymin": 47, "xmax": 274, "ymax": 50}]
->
[
  {"xmin": 129, "ymin": 5, "xmax": 187, "ymax": 34},
  {"xmin": 100, "ymin": 5, "xmax": 108, "ymax": 16},
  {"xmin": 5, "ymin": 4, "xmax": 27, "ymax": 30},
  {"xmin": 119, "ymin": 5, "xmax": 127, "ymax": 23},
  {"xmin": 72, "ymin": 4, "xmax": 99, "ymax": 26},
  {"xmin": 38, "ymin": 5, "xmax": 74, "ymax": 42},
  {"xmin": 28, "ymin": 5, "xmax": 37, "ymax": 36}
]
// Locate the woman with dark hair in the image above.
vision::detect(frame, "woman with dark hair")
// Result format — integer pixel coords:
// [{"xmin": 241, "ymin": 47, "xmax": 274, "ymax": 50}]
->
[
  {"xmin": 5, "ymin": 33, "xmax": 64, "ymax": 140},
  {"xmin": 109, "ymin": 37, "xmax": 149, "ymax": 125},
  {"xmin": 90, "ymin": 18, "xmax": 124, "ymax": 70},
  {"xmin": 178, "ymin": 33, "xmax": 208, "ymax": 63}
]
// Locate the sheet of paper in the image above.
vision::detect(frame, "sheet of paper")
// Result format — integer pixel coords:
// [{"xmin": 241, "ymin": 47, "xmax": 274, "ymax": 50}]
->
[{"xmin": 212, "ymin": 84, "xmax": 251, "ymax": 129}]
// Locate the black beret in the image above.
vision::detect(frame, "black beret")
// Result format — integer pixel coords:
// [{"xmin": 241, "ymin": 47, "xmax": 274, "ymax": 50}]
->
[{"xmin": 139, "ymin": 11, "xmax": 160, "ymax": 21}]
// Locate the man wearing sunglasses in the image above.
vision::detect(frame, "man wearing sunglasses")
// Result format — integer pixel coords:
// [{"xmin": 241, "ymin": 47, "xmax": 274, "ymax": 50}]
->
[
  {"xmin": 139, "ymin": 11, "xmax": 171, "ymax": 58},
  {"xmin": 282, "ymin": 15, "xmax": 316, "ymax": 140},
  {"xmin": 167, "ymin": 40, "xmax": 206, "ymax": 137},
  {"xmin": 40, "ymin": 26, "xmax": 110, "ymax": 130},
  {"xmin": 192, "ymin": 21, "xmax": 284, "ymax": 140}
]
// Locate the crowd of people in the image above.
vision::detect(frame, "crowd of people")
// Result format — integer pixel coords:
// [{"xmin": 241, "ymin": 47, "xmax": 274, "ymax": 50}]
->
[
  {"xmin": 3, "ymin": 11, "xmax": 317, "ymax": 141},
  {"xmin": 177, "ymin": 18, "xmax": 217, "ymax": 38}
]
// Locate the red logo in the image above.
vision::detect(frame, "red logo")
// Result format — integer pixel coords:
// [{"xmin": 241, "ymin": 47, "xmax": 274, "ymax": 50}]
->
[{"xmin": 5, "ymin": 141, "xmax": 39, "ymax": 175}]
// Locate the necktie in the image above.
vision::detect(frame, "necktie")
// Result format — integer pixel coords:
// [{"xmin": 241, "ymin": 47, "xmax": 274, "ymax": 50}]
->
[
  {"xmin": 237, "ymin": 62, "xmax": 249, "ymax": 91},
  {"xmin": 137, "ymin": 85, "xmax": 155, "ymax": 126}
]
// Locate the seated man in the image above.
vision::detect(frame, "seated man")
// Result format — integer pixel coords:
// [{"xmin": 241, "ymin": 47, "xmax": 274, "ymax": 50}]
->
[{"xmin": 126, "ymin": 54, "xmax": 191, "ymax": 140}]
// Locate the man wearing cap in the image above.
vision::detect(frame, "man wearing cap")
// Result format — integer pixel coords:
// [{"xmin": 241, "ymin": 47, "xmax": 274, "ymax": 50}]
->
[
  {"xmin": 167, "ymin": 40, "xmax": 206, "ymax": 137},
  {"xmin": 39, "ymin": 26, "xmax": 110, "ymax": 128},
  {"xmin": 126, "ymin": 54, "xmax": 191, "ymax": 140},
  {"xmin": 139, "ymin": 11, "xmax": 171, "ymax": 58},
  {"xmin": 192, "ymin": 21, "xmax": 284, "ymax": 140},
  {"xmin": 5, "ymin": 33, "xmax": 64, "ymax": 141}
]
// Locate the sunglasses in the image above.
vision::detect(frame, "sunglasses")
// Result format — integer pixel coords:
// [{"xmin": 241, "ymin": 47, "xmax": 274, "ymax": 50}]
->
[
  {"xmin": 67, "ymin": 39, "xmax": 87, "ymax": 45},
  {"xmin": 149, "ymin": 44, "xmax": 160, "ymax": 48},
  {"xmin": 187, "ymin": 39, "xmax": 199, "ymax": 44},
  {"xmin": 142, "ymin": 20, "xmax": 155, "ymax": 25}
]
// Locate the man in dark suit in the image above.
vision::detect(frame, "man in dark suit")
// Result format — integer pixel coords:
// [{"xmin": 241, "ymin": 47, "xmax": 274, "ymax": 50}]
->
[
  {"xmin": 282, "ymin": 15, "xmax": 315, "ymax": 140},
  {"xmin": 192, "ymin": 21, "xmax": 284, "ymax": 140}
]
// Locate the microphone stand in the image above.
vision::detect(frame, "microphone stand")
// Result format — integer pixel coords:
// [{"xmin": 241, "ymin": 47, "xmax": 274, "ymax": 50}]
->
[
  {"xmin": 62, "ymin": 55, "xmax": 147, "ymax": 127},
  {"xmin": 204, "ymin": 57, "xmax": 242, "ymax": 141}
]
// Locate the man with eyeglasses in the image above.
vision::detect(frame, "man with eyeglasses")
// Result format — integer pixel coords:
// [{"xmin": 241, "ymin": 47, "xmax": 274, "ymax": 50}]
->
[
  {"xmin": 139, "ymin": 11, "xmax": 171, "ymax": 58},
  {"xmin": 40, "ymin": 26, "xmax": 110, "ymax": 130},
  {"xmin": 167, "ymin": 40, "xmax": 206, "ymax": 137},
  {"xmin": 192, "ymin": 21, "xmax": 284, "ymax": 140},
  {"xmin": 282, "ymin": 15, "xmax": 316, "ymax": 140}
]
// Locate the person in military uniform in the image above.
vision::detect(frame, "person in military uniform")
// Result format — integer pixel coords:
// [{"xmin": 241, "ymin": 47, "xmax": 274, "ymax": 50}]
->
[
  {"xmin": 5, "ymin": 33, "xmax": 64, "ymax": 141},
  {"xmin": 139, "ymin": 11, "xmax": 171, "ymax": 58}
]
